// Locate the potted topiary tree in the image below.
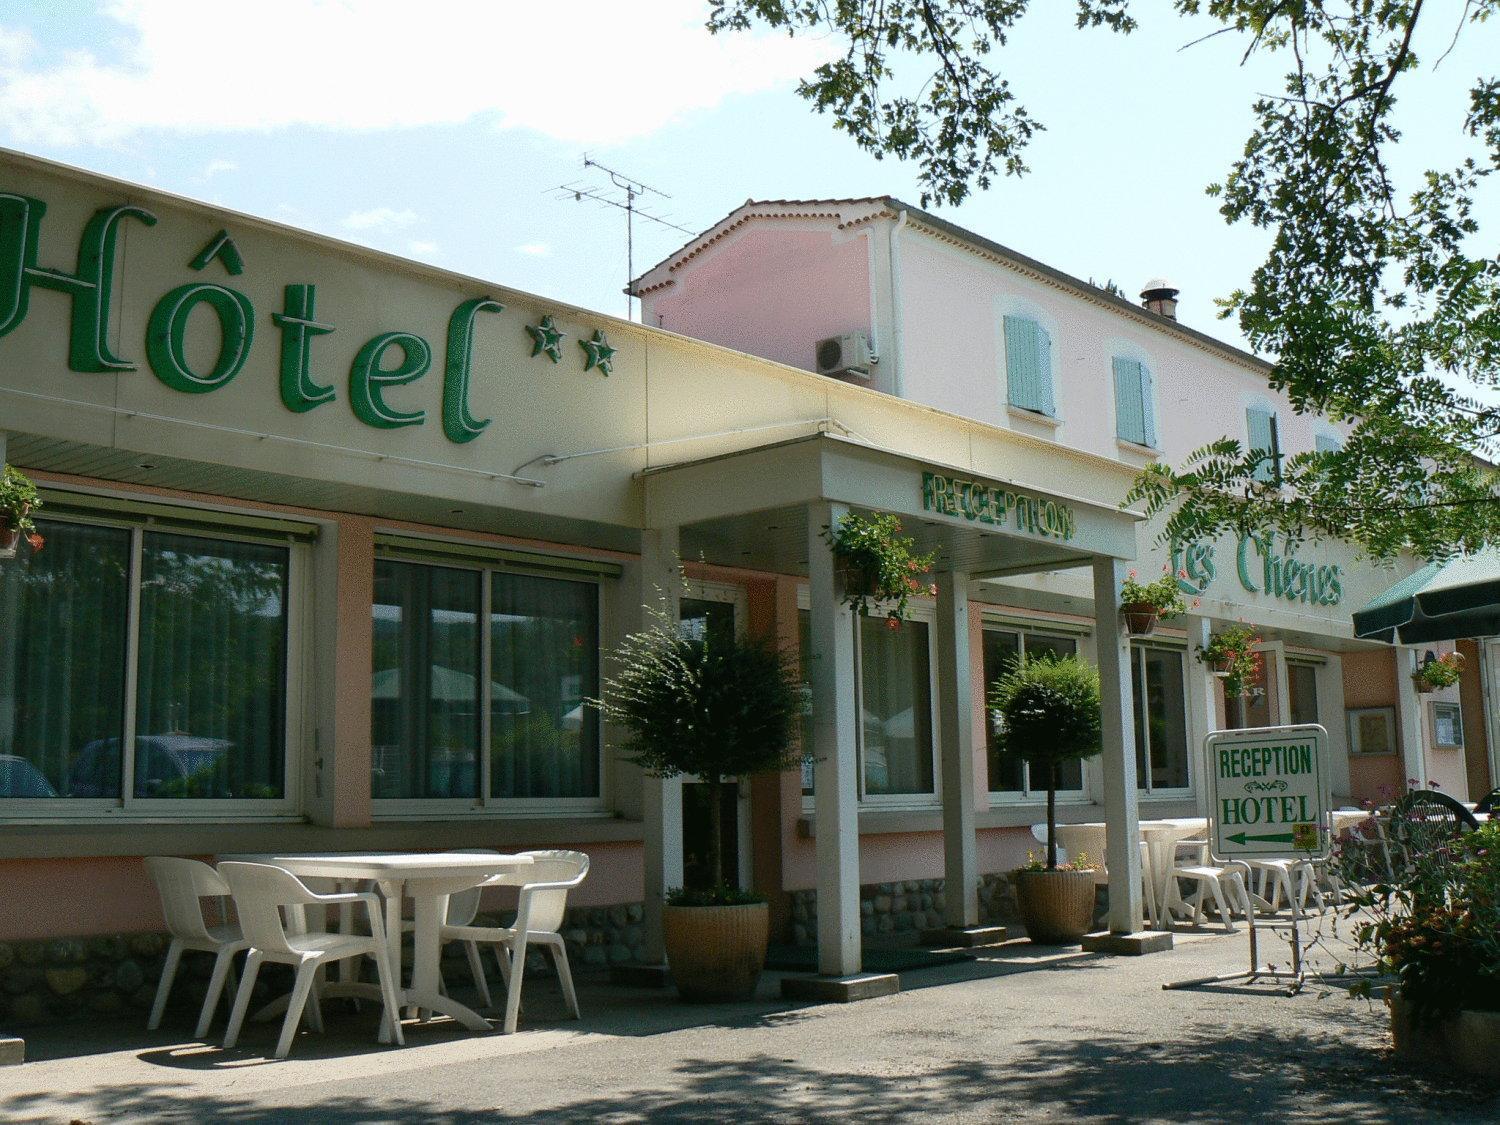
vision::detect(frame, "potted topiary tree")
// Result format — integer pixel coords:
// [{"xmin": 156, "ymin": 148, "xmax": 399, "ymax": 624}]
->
[
  {"xmin": 989, "ymin": 653, "xmax": 1104, "ymax": 943},
  {"xmin": 595, "ymin": 607, "xmax": 806, "ymax": 1001}
]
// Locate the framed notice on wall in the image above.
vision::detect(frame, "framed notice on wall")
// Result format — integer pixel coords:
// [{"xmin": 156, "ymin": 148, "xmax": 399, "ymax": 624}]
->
[
  {"xmin": 1347, "ymin": 707, "xmax": 1397, "ymax": 756},
  {"xmin": 1432, "ymin": 702, "xmax": 1464, "ymax": 749}
]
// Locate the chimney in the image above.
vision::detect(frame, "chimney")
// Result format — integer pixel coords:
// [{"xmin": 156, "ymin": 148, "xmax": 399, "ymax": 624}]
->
[{"xmin": 1140, "ymin": 278, "xmax": 1180, "ymax": 321}]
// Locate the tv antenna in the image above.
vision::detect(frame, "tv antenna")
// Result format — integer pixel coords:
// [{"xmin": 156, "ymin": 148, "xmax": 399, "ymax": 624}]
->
[{"xmin": 551, "ymin": 156, "xmax": 697, "ymax": 320}]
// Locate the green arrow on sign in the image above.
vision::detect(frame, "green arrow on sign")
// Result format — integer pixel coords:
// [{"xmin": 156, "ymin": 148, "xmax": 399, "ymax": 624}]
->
[{"xmin": 1226, "ymin": 831, "xmax": 1295, "ymax": 845}]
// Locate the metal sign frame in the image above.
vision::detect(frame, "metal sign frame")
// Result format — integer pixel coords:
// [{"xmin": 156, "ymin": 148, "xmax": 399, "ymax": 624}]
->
[{"xmin": 1165, "ymin": 724, "xmax": 1334, "ymax": 996}]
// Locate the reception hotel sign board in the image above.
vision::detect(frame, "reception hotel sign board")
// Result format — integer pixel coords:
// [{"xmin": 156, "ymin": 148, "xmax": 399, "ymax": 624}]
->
[{"xmin": 1204, "ymin": 724, "xmax": 1331, "ymax": 862}]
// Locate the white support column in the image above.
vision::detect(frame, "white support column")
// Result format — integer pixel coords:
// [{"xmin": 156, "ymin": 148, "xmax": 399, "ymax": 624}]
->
[
  {"xmin": 1093, "ymin": 557, "xmax": 1144, "ymax": 935},
  {"xmin": 1182, "ymin": 614, "xmax": 1217, "ymax": 817},
  {"xmin": 935, "ymin": 569, "xmax": 978, "ymax": 929},
  {"xmin": 1318, "ymin": 654, "xmax": 1353, "ymax": 801},
  {"xmin": 808, "ymin": 502, "xmax": 861, "ymax": 976},
  {"xmin": 0, "ymin": 431, "xmax": 8, "ymax": 466},
  {"xmin": 640, "ymin": 526, "xmax": 683, "ymax": 966},
  {"xmin": 1395, "ymin": 646, "xmax": 1428, "ymax": 790}
]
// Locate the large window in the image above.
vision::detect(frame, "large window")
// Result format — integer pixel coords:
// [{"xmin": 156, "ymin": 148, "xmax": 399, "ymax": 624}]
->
[
  {"xmin": 983, "ymin": 625, "xmax": 1082, "ymax": 797},
  {"xmin": 1131, "ymin": 645, "xmax": 1190, "ymax": 793},
  {"xmin": 0, "ymin": 517, "xmax": 293, "ymax": 808},
  {"xmin": 796, "ymin": 607, "xmax": 937, "ymax": 802},
  {"xmin": 860, "ymin": 616, "xmax": 934, "ymax": 797},
  {"xmin": 372, "ymin": 557, "xmax": 600, "ymax": 806}
]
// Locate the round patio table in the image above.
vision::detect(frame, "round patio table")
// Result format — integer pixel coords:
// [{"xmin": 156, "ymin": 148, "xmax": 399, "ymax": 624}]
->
[{"xmin": 223, "ymin": 851, "xmax": 533, "ymax": 1033}]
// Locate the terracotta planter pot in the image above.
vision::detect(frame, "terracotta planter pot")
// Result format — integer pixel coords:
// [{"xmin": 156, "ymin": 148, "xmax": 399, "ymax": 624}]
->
[
  {"xmin": 1120, "ymin": 602, "xmax": 1160, "ymax": 636},
  {"xmin": 1013, "ymin": 869, "xmax": 1097, "ymax": 944},
  {"xmin": 1412, "ymin": 675, "xmax": 1437, "ymax": 694},
  {"xmin": 1390, "ymin": 996, "xmax": 1500, "ymax": 1079},
  {"xmin": 664, "ymin": 901, "xmax": 770, "ymax": 1002}
]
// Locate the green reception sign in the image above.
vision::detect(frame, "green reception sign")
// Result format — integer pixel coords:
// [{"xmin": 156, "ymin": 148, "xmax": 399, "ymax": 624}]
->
[{"xmin": 1204, "ymin": 725, "xmax": 1330, "ymax": 862}]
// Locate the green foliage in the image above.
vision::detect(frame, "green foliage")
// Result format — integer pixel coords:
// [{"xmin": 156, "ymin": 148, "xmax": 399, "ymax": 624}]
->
[
  {"xmin": 1338, "ymin": 820, "xmax": 1500, "ymax": 1023},
  {"xmin": 989, "ymin": 653, "xmax": 1103, "ymax": 770},
  {"xmin": 595, "ymin": 614, "xmax": 805, "ymax": 785},
  {"xmin": 712, "ymin": 2, "xmax": 1500, "ymax": 561},
  {"xmin": 0, "ymin": 464, "xmax": 42, "ymax": 544},
  {"xmin": 595, "ymin": 609, "xmax": 807, "ymax": 887},
  {"xmin": 1416, "ymin": 650, "xmax": 1465, "ymax": 690},
  {"xmin": 667, "ymin": 884, "xmax": 767, "ymax": 907},
  {"xmin": 1196, "ymin": 623, "xmax": 1261, "ymax": 698},
  {"xmin": 823, "ymin": 512, "xmax": 937, "ymax": 624},
  {"xmin": 1119, "ymin": 568, "xmax": 1188, "ymax": 616},
  {"xmin": 1019, "ymin": 849, "xmax": 1098, "ymax": 873}
]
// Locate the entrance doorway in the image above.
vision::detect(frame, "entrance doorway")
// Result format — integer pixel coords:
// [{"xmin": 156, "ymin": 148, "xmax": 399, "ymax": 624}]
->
[{"xmin": 679, "ymin": 583, "xmax": 751, "ymax": 891}]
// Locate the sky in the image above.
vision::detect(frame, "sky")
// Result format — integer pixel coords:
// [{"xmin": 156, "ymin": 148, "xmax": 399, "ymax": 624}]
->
[{"xmin": 0, "ymin": 0, "xmax": 1491, "ymax": 351}]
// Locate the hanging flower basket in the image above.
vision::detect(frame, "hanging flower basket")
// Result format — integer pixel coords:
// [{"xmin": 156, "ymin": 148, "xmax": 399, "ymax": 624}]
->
[
  {"xmin": 0, "ymin": 466, "xmax": 42, "ymax": 561},
  {"xmin": 1121, "ymin": 602, "xmax": 1160, "ymax": 636},
  {"xmin": 1414, "ymin": 652, "xmax": 1464, "ymax": 694},
  {"xmin": 1117, "ymin": 568, "xmax": 1190, "ymax": 637},
  {"xmin": 822, "ymin": 513, "xmax": 937, "ymax": 625},
  {"xmin": 1197, "ymin": 624, "xmax": 1260, "ymax": 698}
]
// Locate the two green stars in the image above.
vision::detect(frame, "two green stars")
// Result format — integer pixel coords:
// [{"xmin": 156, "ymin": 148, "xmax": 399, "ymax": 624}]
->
[{"xmin": 525, "ymin": 315, "xmax": 615, "ymax": 376}]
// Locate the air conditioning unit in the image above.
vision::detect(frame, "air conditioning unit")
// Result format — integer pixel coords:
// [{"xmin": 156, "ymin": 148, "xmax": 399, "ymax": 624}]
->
[{"xmin": 815, "ymin": 332, "xmax": 875, "ymax": 382}]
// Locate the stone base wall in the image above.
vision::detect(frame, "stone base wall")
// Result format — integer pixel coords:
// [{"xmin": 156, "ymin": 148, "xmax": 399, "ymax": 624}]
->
[
  {"xmin": 789, "ymin": 873, "xmax": 1109, "ymax": 944},
  {"xmin": 0, "ymin": 903, "xmax": 649, "ymax": 1030}
]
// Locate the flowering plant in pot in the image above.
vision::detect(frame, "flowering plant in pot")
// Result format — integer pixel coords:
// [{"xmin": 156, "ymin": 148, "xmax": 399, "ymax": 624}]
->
[
  {"xmin": 1197, "ymin": 624, "xmax": 1261, "ymax": 697},
  {"xmin": 822, "ymin": 512, "xmax": 937, "ymax": 627},
  {"xmin": 989, "ymin": 653, "xmax": 1104, "ymax": 943},
  {"xmin": 0, "ymin": 464, "xmax": 43, "ymax": 558},
  {"xmin": 1414, "ymin": 651, "xmax": 1464, "ymax": 693},
  {"xmin": 594, "ymin": 607, "xmax": 807, "ymax": 1001},
  {"xmin": 1336, "ymin": 816, "xmax": 1500, "ymax": 1078},
  {"xmin": 1118, "ymin": 568, "xmax": 1189, "ymax": 636}
]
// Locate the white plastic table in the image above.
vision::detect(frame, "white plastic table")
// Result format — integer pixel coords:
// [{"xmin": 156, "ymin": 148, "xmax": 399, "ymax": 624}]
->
[{"xmin": 225, "ymin": 852, "xmax": 534, "ymax": 1033}]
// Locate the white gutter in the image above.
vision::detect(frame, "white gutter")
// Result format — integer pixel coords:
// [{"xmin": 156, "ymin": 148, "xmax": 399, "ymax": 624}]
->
[{"xmin": 888, "ymin": 208, "xmax": 909, "ymax": 398}]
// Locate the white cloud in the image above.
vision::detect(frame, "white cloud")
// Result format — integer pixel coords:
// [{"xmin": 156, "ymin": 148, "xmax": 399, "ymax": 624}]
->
[
  {"xmin": 0, "ymin": 0, "xmax": 836, "ymax": 147},
  {"xmin": 407, "ymin": 239, "xmax": 439, "ymax": 256},
  {"xmin": 342, "ymin": 206, "xmax": 420, "ymax": 232},
  {"xmin": 201, "ymin": 158, "xmax": 236, "ymax": 178},
  {"xmin": 516, "ymin": 242, "xmax": 551, "ymax": 257}
]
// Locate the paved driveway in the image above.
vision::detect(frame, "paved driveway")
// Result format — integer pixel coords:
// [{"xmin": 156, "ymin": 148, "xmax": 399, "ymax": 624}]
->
[{"xmin": 2, "ymin": 924, "xmax": 1496, "ymax": 1123}]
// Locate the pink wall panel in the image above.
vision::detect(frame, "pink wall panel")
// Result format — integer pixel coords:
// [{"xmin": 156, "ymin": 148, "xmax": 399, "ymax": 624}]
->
[{"xmin": 649, "ymin": 226, "xmax": 870, "ymax": 373}]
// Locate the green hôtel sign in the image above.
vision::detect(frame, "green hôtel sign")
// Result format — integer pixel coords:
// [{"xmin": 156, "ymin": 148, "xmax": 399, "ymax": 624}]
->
[
  {"xmin": 0, "ymin": 192, "xmax": 617, "ymax": 445},
  {"xmin": 921, "ymin": 471, "xmax": 1076, "ymax": 541},
  {"xmin": 1172, "ymin": 535, "xmax": 1343, "ymax": 607}
]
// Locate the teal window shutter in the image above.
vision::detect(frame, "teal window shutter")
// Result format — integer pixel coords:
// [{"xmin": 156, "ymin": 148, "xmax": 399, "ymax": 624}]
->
[
  {"xmin": 1140, "ymin": 362, "xmax": 1157, "ymax": 447},
  {"xmin": 1316, "ymin": 433, "xmax": 1342, "ymax": 454},
  {"xmin": 1247, "ymin": 406, "xmax": 1281, "ymax": 482},
  {"xmin": 1113, "ymin": 357, "xmax": 1149, "ymax": 446},
  {"xmin": 1004, "ymin": 316, "xmax": 1054, "ymax": 416}
]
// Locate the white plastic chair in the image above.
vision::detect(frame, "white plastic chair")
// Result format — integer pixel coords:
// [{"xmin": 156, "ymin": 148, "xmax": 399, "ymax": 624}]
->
[
  {"xmin": 437, "ymin": 850, "xmax": 590, "ymax": 1034},
  {"xmin": 1171, "ymin": 842, "xmax": 1254, "ymax": 931},
  {"xmin": 143, "ymin": 856, "xmax": 249, "ymax": 1038},
  {"xmin": 219, "ymin": 861, "xmax": 406, "ymax": 1059},
  {"xmin": 1244, "ymin": 857, "xmax": 1322, "ymax": 913}
]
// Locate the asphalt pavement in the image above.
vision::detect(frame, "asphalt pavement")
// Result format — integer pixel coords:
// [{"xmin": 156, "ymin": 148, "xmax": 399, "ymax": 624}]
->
[{"xmin": 3, "ymin": 918, "xmax": 1496, "ymax": 1123}]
